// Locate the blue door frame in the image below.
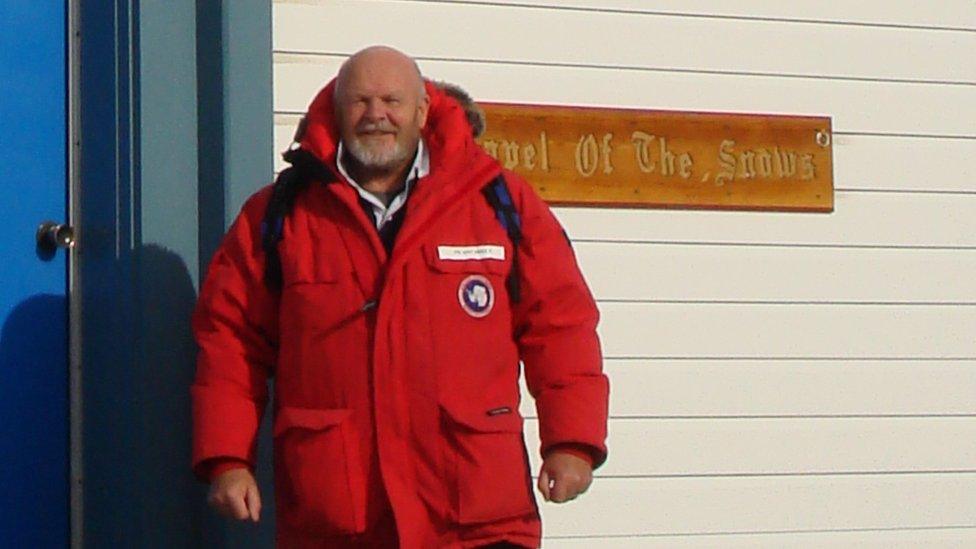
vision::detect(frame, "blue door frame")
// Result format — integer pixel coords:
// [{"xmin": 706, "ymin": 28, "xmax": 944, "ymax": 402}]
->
[{"xmin": 74, "ymin": 1, "xmax": 274, "ymax": 546}]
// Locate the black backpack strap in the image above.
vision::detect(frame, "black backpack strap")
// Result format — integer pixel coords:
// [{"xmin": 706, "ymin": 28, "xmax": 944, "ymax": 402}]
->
[
  {"xmin": 261, "ymin": 148, "xmax": 333, "ymax": 290},
  {"xmin": 481, "ymin": 174, "xmax": 523, "ymax": 303}
]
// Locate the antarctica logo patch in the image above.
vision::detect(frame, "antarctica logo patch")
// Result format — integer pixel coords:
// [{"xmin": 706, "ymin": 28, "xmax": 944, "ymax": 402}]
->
[{"xmin": 458, "ymin": 275, "xmax": 494, "ymax": 318}]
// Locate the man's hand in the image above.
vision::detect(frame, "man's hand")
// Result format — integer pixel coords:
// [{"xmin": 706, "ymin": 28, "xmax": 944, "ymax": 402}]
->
[
  {"xmin": 537, "ymin": 451, "xmax": 593, "ymax": 503},
  {"xmin": 208, "ymin": 468, "xmax": 261, "ymax": 522}
]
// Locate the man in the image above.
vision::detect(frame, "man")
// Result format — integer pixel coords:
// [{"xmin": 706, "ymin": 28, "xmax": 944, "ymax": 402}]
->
[{"xmin": 192, "ymin": 46, "xmax": 609, "ymax": 548}]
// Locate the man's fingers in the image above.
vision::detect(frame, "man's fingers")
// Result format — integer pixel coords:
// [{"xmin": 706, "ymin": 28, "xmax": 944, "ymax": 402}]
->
[
  {"xmin": 580, "ymin": 472, "xmax": 593, "ymax": 494},
  {"xmin": 549, "ymin": 474, "xmax": 571, "ymax": 503},
  {"xmin": 549, "ymin": 473, "xmax": 586, "ymax": 503},
  {"xmin": 211, "ymin": 494, "xmax": 245, "ymax": 519},
  {"xmin": 208, "ymin": 469, "xmax": 260, "ymax": 522},
  {"xmin": 540, "ymin": 451, "xmax": 595, "ymax": 504},
  {"xmin": 208, "ymin": 489, "xmax": 231, "ymax": 518},
  {"xmin": 245, "ymin": 484, "xmax": 262, "ymax": 522},
  {"xmin": 210, "ymin": 485, "xmax": 249, "ymax": 520},
  {"xmin": 228, "ymin": 489, "xmax": 250, "ymax": 520},
  {"xmin": 537, "ymin": 469, "xmax": 551, "ymax": 501}
]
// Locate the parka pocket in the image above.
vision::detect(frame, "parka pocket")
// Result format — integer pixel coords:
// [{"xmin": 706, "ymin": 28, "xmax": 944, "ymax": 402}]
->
[
  {"xmin": 440, "ymin": 401, "xmax": 537, "ymax": 525},
  {"xmin": 273, "ymin": 407, "xmax": 366, "ymax": 536}
]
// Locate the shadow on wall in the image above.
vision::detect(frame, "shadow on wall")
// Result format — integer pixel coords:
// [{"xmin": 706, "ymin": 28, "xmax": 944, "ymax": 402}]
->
[
  {"xmin": 137, "ymin": 243, "xmax": 213, "ymax": 544},
  {"xmin": 0, "ymin": 294, "xmax": 69, "ymax": 547},
  {"xmin": 83, "ymin": 243, "xmax": 274, "ymax": 547}
]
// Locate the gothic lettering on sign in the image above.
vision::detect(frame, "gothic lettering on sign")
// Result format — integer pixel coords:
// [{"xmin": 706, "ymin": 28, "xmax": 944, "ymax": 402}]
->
[
  {"xmin": 501, "ymin": 140, "xmax": 520, "ymax": 170},
  {"xmin": 573, "ymin": 133, "xmax": 616, "ymax": 177},
  {"xmin": 480, "ymin": 131, "xmax": 552, "ymax": 173},
  {"xmin": 601, "ymin": 133, "xmax": 614, "ymax": 175},
  {"xmin": 575, "ymin": 134, "xmax": 599, "ymax": 177},
  {"xmin": 474, "ymin": 103, "xmax": 833, "ymax": 211},
  {"xmin": 678, "ymin": 152, "xmax": 693, "ymax": 179},
  {"xmin": 717, "ymin": 139, "xmax": 736, "ymax": 187},
  {"xmin": 629, "ymin": 132, "xmax": 694, "ymax": 179},
  {"xmin": 801, "ymin": 154, "xmax": 815, "ymax": 180},
  {"xmin": 631, "ymin": 131, "xmax": 656, "ymax": 173},
  {"xmin": 539, "ymin": 131, "xmax": 551, "ymax": 172},
  {"xmin": 717, "ymin": 140, "xmax": 817, "ymax": 186}
]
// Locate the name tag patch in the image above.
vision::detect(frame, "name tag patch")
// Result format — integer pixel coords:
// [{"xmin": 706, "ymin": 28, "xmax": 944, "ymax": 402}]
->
[{"xmin": 438, "ymin": 245, "xmax": 505, "ymax": 262}]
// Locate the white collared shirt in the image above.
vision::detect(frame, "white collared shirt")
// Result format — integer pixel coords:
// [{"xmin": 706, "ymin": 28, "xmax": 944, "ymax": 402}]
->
[{"xmin": 336, "ymin": 140, "xmax": 430, "ymax": 230}]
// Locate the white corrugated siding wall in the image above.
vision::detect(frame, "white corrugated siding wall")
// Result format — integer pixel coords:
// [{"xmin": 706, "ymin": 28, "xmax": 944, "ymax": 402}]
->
[{"xmin": 270, "ymin": 1, "xmax": 976, "ymax": 546}]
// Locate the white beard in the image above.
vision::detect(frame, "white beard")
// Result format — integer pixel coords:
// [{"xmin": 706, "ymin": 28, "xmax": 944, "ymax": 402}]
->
[{"xmin": 346, "ymin": 134, "xmax": 410, "ymax": 170}]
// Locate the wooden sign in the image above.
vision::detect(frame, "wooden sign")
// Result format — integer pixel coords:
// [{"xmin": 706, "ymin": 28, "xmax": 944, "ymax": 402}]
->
[{"xmin": 476, "ymin": 103, "xmax": 833, "ymax": 212}]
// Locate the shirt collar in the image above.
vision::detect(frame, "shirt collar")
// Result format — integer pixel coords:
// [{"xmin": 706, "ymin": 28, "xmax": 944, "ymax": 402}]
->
[{"xmin": 335, "ymin": 138, "xmax": 430, "ymax": 189}]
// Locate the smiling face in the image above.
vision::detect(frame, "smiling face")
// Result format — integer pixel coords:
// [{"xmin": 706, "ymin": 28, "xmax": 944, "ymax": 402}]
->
[{"xmin": 334, "ymin": 47, "xmax": 429, "ymax": 172}]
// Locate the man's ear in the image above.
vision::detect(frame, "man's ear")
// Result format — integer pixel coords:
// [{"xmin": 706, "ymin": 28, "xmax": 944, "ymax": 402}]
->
[{"xmin": 417, "ymin": 94, "xmax": 431, "ymax": 128}]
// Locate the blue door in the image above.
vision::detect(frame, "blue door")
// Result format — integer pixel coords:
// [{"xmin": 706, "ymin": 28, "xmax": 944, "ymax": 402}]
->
[{"xmin": 0, "ymin": 1, "xmax": 70, "ymax": 546}]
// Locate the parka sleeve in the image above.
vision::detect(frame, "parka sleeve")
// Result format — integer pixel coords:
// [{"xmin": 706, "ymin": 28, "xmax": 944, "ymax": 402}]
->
[
  {"xmin": 190, "ymin": 188, "xmax": 279, "ymax": 479},
  {"xmin": 509, "ymin": 172, "xmax": 610, "ymax": 468}
]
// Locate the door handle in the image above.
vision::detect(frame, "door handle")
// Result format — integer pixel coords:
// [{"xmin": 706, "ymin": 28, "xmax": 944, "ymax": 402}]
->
[{"xmin": 36, "ymin": 221, "xmax": 76, "ymax": 254}]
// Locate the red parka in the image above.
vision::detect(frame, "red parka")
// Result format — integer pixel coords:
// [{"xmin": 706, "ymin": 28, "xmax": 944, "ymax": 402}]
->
[{"xmin": 192, "ymin": 80, "xmax": 609, "ymax": 548}]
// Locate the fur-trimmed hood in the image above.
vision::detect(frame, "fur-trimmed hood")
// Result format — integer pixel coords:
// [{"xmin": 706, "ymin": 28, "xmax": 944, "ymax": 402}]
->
[{"xmin": 290, "ymin": 78, "xmax": 487, "ymax": 170}]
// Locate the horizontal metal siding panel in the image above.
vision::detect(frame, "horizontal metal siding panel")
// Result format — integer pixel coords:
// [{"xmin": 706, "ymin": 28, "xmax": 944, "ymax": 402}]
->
[
  {"xmin": 832, "ymin": 134, "xmax": 976, "ymax": 193},
  {"xmin": 597, "ymin": 303, "xmax": 976, "ymax": 358},
  {"xmin": 550, "ymin": 192, "xmax": 976, "ymax": 247},
  {"xmin": 574, "ymin": 244, "xmax": 976, "ymax": 303},
  {"xmin": 537, "ymin": 475, "xmax": 976, "ymax": 536},
  {"xmin": 517, "ymin": 360, "xmax": 976, "ymax": 418},
  {"xmin": 540, "ymin": 527, "xmax": 976, "ymax": 548},
  {"xmin": 521, "ymin": 417, "xmax": 976, "ymax": 476},
  {"xmin": 273, "ymin": 56, "xmax": 976, "ymax": 138},
  {"xmin": 383, "ymin": 1, "xmax": 976, "ymax": 31},
  {"xmin": 272, "ymin": 2, "xmax": 976, "ymax": 83}
]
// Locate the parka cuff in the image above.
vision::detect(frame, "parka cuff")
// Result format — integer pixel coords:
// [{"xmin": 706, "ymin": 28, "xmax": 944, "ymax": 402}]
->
[
  {"xmin": 544, "ymin": 443, "xmax": 597, "ymax": 468},
  {"xmin": 201, "ymin": 457, "xmax": 252, "ymax": 483},
  {"xmin": 191, "ymin": 385, "xmax": 264, "ymax": 479},
  {"xmin": 534, "ymin": 378, "xmax": 610, "ymax": 469}
]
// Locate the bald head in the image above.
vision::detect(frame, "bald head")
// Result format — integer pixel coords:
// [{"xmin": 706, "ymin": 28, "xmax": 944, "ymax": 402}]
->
[
  {"xmin": 333, "ymin": 46, "xmax": 430, "ymax": 174},
  {"xmin": 335, "ymin": 46, "xmax": 426, "ymax": 103}
]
